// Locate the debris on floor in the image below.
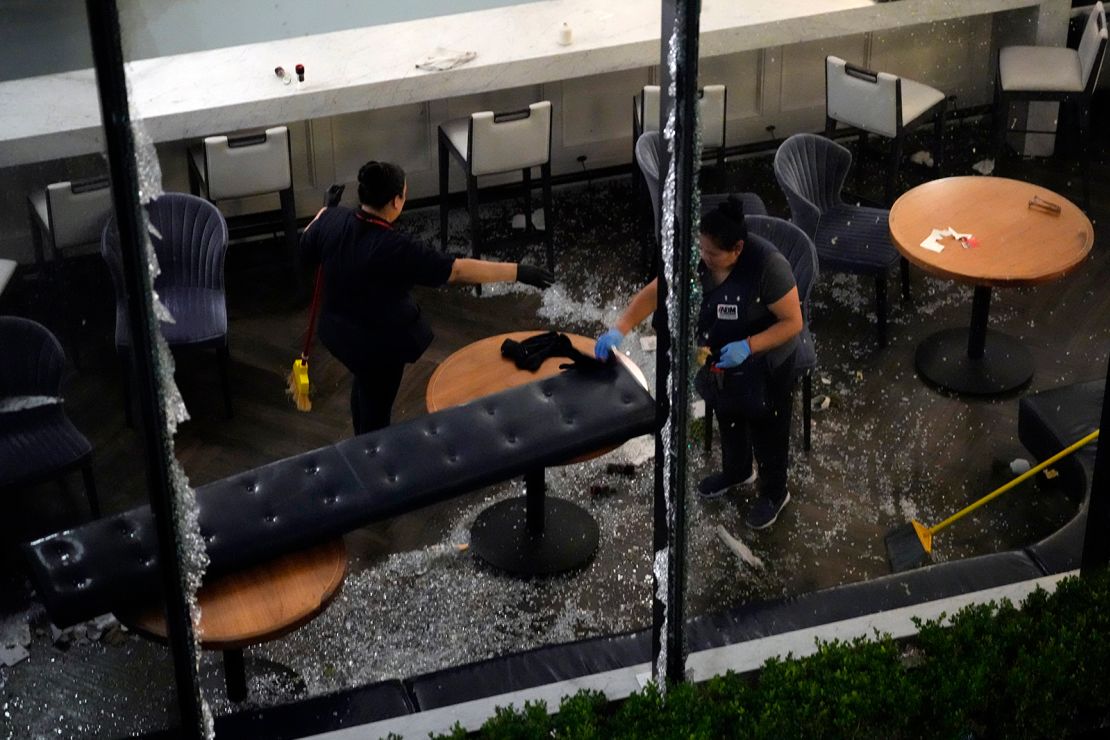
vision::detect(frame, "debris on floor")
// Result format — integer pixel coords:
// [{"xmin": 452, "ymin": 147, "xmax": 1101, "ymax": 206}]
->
[
  {"xmin": 972, "ymin": 158, "xmax": 995, "ymax": 175},
  {"xmin": 616, "ymin": 434, "xmax": 655, "ymax": 466},
  {"xmin": 716, "ymin": 525, "xmax": 765, "ymax": 570},
  {"xmin": 812, "ymin": 394, "xmax": 831, "ymax": 412},
  {"xmin": 910, "ymin": 150, "xmax": 935, "ymax": 168},
  {"xmin": 639, "ymin": 335, "xmax": 657, "ymax": 351}
]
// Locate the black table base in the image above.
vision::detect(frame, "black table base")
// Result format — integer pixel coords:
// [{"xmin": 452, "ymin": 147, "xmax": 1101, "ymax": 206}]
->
[
  {"xmin": 221, "ymin": 650, "xmax": 306, "ymax": 703},
  {"xmin": 915, "ymin": 327, "xmax": 1033, "ymax": 395},
  {"xmin": 471, "ymin": 469, "xmax": 599, "ymax": 576}
]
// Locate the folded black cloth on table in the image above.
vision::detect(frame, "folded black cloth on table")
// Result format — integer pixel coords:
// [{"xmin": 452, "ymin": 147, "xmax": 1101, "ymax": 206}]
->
[{"xmin": 500, "ymin": 331, "xmax": 604, "ymax": 372}]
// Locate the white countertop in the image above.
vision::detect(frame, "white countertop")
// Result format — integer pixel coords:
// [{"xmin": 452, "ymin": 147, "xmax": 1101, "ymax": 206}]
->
[{"xmin": 0, "ymin": 0, "xmax": 1046, "ymax": 168}]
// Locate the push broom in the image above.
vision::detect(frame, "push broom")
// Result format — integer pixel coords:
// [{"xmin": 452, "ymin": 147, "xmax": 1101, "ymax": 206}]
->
[
  {"xmin": 287, "ymin": 184, "xmax": 344, "ymax": 411},
  {"xmin": 287, "ymin": 266, "xmax": 323, "ymax": 411},
  {"xmin": 884, "ymin": 428, "xmax": 1099, "ymax": 573}
]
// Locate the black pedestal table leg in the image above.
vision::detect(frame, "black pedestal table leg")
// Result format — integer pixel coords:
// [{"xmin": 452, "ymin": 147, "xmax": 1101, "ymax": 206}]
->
[
  {"xmin": 224, "ymin": 648, "xmax": 247, "ymax": 702},
  {"xmin": 968, "ymin": 285, "xmax": 991, "ymax": 359},
  {"xmin": 525, "ymin": 467, "xmax": 545, "ymax": 533}
]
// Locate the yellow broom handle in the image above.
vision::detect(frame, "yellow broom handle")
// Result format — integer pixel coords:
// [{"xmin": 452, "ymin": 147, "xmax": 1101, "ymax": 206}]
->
[{"xmin": 930, "ymin": 429, "xmax": 1100, "ymax": 536}]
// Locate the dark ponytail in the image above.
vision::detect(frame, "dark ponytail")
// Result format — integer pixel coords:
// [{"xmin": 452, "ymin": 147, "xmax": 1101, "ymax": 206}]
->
[
  {"xmin": 700, "ymin": 195, "xmax": 747, "ymax": 251},
  {"xmin": 357, "ymin": 161, "xmax": 406, "ymax": 208}
]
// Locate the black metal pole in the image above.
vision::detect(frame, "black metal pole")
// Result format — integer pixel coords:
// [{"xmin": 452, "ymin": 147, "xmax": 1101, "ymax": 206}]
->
[
  {"xmin": 1080, "ymin": 350, "xmax": 1110, "ymax": 573},
  {"xmin": 84, "ymin": 2, "xmax": 206, "ymax": 736},
  {"xmin": 652, "ymin": 0, "xmax": 701, "ymax": 687}
]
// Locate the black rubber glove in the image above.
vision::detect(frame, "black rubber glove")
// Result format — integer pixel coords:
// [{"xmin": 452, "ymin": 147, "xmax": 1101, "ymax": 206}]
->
[
  {"xmin": 324, "ymin": 184, "xmax": 345, "ymax": 208},
  {"xmin": 516, "ymin": 264, "xmax": 555, "ymax": 289}
]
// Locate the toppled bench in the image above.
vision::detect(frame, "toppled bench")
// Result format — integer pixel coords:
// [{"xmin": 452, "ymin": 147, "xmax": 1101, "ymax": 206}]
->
[{"xmin": 24, "ymin": 363, "xmax": 655, "ymax": 627}]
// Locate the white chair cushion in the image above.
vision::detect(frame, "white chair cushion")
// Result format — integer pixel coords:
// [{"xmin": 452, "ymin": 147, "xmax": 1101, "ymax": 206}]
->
[
  {"xmin": 899, "ymin": 78, "xmax": 946, "ymax": 127},
  {"xmin": 825, "ymin": 56, "xmax": 900, "ymax": 138},
  {"xmin": 31, "ymin": 181, "xmax": 113, "ymax": 254},
  {"xmin": 0, "ymin": 259, "xmax": 16, "ymax": 296},
  {"xmin": 639, "ymin": 86, "xmax": 662, "ymax": 134},
  {"xmin": 700, "ymin": 84, "xmax": 726, "ymax": 149},
  {"xmin": 451, "ymin": 101, "xmax": 552, "ymax": 177},
  {"xmin": 441, "ymin": 117, "xmax": 470, "ymax": 161},
  {"xmin": 1078, "ymin": 2, "xmax": 1108, "ymax": 88},
  {"xmin": 200, "ymin": 126, "xmax": 292, "ymax": 200},
  {"xmin": 999, "ymin": 46, "xmax": 1084, "ymax": 92}
]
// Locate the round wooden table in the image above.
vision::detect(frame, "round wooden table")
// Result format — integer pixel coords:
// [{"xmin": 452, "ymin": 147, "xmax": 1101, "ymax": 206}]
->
[
  {"xmin": 427, "ymin": 331, "xmax": 647, "ymax": 576},
  {"xmin": 889, "ymin": 177, "xmax": 1093, "ymax": 395},
  {"xmin": 119, "ymin": 539, "xmax": 347, "ymax": 702}
]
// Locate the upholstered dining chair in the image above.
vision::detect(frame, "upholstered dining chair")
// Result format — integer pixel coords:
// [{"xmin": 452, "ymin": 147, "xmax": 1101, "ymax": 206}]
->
[
  {"xmin": 995, "ymin": 2, "xmax": 1107, "ymax": 209},
  {"xmin": 102, "ymin": 192, "xmax": 232, "ymax": 421},
  {"xmin": 701, "ymin": 216, "xmax": 818, "ymax": 455},
  {"xmin": 635, "ymin": 132, "xmax": 767, "ymax": 273},
  {"xmin": 0, "ymin": 316, "xmax": 99, "ymax": 519},
  {"xmin": 774, "ymin": 133, "xmax": 904, "ymax": 348},
  {"xmin": 438, "ymin": 101, "xmax": 554, "ymax": 274},
  {"xmin": 824, "ymin": 56, "xmax": 946, "ymax": 205}
]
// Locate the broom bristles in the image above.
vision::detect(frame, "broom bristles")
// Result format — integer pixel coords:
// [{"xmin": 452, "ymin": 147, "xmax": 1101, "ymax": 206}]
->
[{"xmin": 288, "ymin": 359, "xmax": 312, "ymax": 412}]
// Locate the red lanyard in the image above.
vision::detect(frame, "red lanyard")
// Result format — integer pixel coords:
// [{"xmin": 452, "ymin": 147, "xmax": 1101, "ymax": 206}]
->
[{"xmin": 354, "ymin": 210, "xmax": 393, "ymax": 230}]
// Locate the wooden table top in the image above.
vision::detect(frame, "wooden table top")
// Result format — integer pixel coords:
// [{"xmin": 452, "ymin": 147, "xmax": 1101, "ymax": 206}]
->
[
  {"xmin": 888, "ymin": 177, "xmax": 1094, "ymax": 288},
  {"xmin": 426, "ymin": 331, "xmax": 649, "ymax": 464},
  {"xmin": 120, "ymin": 539, "xmax": 347, "ymax": 651}
]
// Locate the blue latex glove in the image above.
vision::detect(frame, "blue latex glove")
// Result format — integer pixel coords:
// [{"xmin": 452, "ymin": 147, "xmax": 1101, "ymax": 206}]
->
[
  {"xmin": 715, "ymin": 339, "xmax": 752, "ymax": 369},
  {"xmin": 594, "ymin": 328, "xmax": 625, "ymax": 361}
]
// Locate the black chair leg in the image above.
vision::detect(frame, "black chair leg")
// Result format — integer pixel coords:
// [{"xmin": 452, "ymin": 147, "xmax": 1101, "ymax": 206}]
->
[
  {"xmin": 118, "ymin": 347, "xmax": 133, "ymax": 427},
  {"xmin": 803, "ymin": 372, "xmax": 812, "ymax": 452},
  {"xmin": 1078, "ymin": 101, "xmax": 1092, "ymax": 212},
  {"xmin": 522, "ymin": 166, "xmax": 533, "ymax": 234},
  {"xmin": 217, "ymin": 345, "xmax": 233, "ymax": 419},
  {"xmin": 438, "ymin": 132, "xmax": 450, "ymax": 250},
  {"xmin": 900, "ymin": 257, "xmax": 911, "ymax": 302},
  {"xmin": 885, "ymin": 134, "xmax": 903, "ymax": 206},
  {"xmin": 80, "ymin": 460, "xmax": 100, "ymax": 518},
  {"xmin": 875, "ymin": 273, "xmax": 888, "ymax": 349},
  {"xmin": 541, "ymin": 162, "xmax": 555, "ymax": 274},
  {"xmin": 279, "ymin": 187, "xmax": 298, "ymax": 280},
  {"xmin": 467, "ymin": 174, "xmax": 482, "ymax": 296},
  {"xmin": 993, "ymin": 85, "xmax": 1008, "ymax": 170},
  {"xmin": 933, "ymin": 98, "xmax": 948, "ymax": 176},
  {"xmin": 704, "ymin": 405, "xmax": 713, "ymax": 455}
]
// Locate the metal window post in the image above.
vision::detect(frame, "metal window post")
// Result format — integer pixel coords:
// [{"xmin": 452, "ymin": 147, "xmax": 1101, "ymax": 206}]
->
[
  {"xmin": 84, "ymin": 1, "xmax": 206, "ymax": 736},
  {"xmin": 652, "ymin": 0, "xmax": 701, "ymax": 687},
  {"xmin": 1081, "ymin": 350, "xmax": 1110, "ymax": 573}
]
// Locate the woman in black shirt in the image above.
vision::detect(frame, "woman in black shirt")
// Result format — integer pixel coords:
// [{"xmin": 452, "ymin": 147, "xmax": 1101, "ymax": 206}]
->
[
  {"xmin": 302, "ymin": 161, "xmax": 553, "ymax": 435},
  {"xmin": 595, "ymin": 198, "xmax": 802, "ymax": 530}
]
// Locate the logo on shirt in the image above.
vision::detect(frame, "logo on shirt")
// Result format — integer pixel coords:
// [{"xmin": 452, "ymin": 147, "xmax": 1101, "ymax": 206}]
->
[{"xmin": 716, "ymin": 304, "xmax": 739, "ymax": 320}]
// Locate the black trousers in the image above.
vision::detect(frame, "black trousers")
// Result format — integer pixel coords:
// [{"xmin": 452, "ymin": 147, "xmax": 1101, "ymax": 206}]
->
[
  {"xmin": 715, "ymin": 355, "xmax": 796, "ymax": 505},
  {"xmin": 350, "ymin": 360, "xmax": 405, "ymax": 435}
]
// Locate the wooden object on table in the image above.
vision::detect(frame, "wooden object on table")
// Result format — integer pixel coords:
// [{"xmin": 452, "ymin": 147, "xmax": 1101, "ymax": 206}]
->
[
  {"xmin": 889, "ymin": 176, "xmax": 1093, "ymax": 286},
  {"xmin": 120, "ymin": 539, "xmax": 347, "ymax": 701}
]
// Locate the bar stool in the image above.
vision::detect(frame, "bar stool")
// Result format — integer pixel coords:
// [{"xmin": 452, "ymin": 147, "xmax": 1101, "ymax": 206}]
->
[
  {"xmin": 438, "ymin": 101, "xmax": 554, "ymax": 273},
  {"xmin": 824, "ymin": 56, "xmax": 946, "ymax": 206},
  {"xmin": 633, "ymin": 84, "xmax": 727, "ymax": 165},
  {"xmin": 188, "ymin": 126, "xmax": 297, "ymax": 263},
  {"xmin": 27, "ymin": 176, "xmax": 114, "ymax": 364},
  {"xmin": 995, "ymin": 2, "xmax": 1107, "ymax": 210}
]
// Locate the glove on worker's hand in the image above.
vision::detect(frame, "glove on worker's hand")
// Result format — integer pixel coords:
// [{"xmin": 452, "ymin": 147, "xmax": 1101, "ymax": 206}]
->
[
  {"xmin": 517, "ymin": 264, "xmax": 555, "ymax": 289},
  {"xmin": 324, "ymin": 184, "xmax": 345, "ymax": 208},
  {"xmin": 715, "ymin": 339, "xmax": 751, "ymax": 369},
  {"xmin": 594, "ymin": 328, "xmax": 625, "ymax": 361}
]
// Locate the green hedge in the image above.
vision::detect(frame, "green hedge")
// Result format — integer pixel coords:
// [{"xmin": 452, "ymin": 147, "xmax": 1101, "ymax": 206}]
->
[{"xmin": 430, "ymin": 569, "xmax": 1110, "ymax": 739}]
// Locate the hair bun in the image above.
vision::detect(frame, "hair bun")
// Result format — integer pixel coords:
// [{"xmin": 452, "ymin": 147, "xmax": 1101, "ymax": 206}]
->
[{"xmin": 718, "ymin": 195, "xmax": 746, "ymax": 221}]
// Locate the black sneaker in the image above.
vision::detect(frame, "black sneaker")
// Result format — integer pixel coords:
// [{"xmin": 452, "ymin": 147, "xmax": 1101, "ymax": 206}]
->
[
  {"xmin": 697, "ymin": 468, "xmax": 757, "ymax": 500},
  {"xmin": 744, "ymin": 492, "xmax": 791, "ymax": 530}
]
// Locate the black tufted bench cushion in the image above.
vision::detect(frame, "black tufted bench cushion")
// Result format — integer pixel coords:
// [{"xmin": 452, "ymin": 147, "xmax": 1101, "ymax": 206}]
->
[{"xmin": 24, "ymin": 364, "xmax": 655, "ymax": 627}]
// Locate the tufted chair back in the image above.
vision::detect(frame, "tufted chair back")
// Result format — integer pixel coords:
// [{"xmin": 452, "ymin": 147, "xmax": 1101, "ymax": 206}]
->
[
  {"xmin": 102, "ymin": 193, "xmax": 229, "ymax": 346},
  {"xmin": 773, "ymin": 133, "xmax": 852, "ymax": 240},
  {"xmin": 0, "ymin": 317, "xmax": 64, "ymax": 398}
]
